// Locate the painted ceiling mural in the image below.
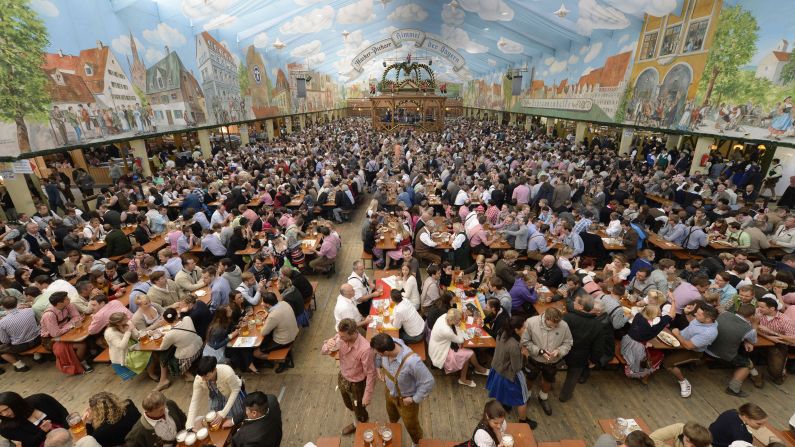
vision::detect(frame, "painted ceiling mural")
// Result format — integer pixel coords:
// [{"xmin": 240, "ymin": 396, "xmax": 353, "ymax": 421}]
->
[{"xmin": 1, "ymin": 0, "xmax": 793, "ymax": 157}]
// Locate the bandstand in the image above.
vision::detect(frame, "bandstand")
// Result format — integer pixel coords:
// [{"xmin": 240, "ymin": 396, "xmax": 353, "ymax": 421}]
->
[{"xmin": 369, "ymin": 59, "xmax": 446, "ymax": 132}]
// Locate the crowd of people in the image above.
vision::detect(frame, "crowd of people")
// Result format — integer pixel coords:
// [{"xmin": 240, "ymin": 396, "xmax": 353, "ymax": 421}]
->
[{"xmin": 0, "ymin": 116, "xmax": 793, "ymax": 447}]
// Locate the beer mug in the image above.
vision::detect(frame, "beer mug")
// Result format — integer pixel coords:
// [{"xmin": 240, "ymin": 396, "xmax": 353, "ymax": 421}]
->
[
  {"xmin": 502, "ymin": 435, "xmax": 514, "ymax": 447},
  {"xmin": 67, "ymin": 412, "xmax": 86, "ymax": 437},
  {"xmin": 363, "ymin": 429, "xmax": 375, "ymax": 447}
]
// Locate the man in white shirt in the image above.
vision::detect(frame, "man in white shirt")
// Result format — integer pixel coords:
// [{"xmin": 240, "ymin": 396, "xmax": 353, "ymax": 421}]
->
[
  {"xmin": 769, "ymin": 215, "xmax": 795, "ymax": 253},
  {"xmin": 389, "ymin": 289, "xmax": 425, "ymax": 344},
  {"xmin": 347, "ymin": 260, "xmax": 382, "ymax": 317},
  {"xmin": 333, "ymin": 283, "xmax": 372, "ymax": 331}
]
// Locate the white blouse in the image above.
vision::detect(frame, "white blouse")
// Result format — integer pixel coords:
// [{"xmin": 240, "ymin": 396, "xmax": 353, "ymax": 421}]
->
[{"xmin": 474, "ymin": 420, "xmax": 507, "ymax": 447}]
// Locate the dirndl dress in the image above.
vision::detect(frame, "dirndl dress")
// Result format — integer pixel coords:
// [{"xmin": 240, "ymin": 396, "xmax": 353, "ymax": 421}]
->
[
  {"xmin": 208, "ymin": 380, "xmax": 248, "ymax": 424},
  {"xmin": 485, "ymin": 369, "xmax": 529, "ymax": 407},
  {"xmin": 443, "ymin": 346, "xmax": 473, "ymax": 374},
  {"xmin": 112, "ymin": 340, "xmax": 152, "ymax": 381}
]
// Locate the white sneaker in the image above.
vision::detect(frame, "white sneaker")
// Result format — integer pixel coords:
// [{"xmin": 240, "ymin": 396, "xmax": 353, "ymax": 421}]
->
[{"xmin": 679, "ymin": 379, "xmax": 692, "ymax": 398}]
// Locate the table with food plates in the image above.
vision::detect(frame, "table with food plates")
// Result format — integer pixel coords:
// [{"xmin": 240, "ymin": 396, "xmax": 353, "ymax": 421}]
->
[
  {"xmin": 132, "ymin": 284, "xmax": 275, "ymax": 352},
  {"xmin": 370, "ymin": 270, "xmax": 495, "ymax": 349}
]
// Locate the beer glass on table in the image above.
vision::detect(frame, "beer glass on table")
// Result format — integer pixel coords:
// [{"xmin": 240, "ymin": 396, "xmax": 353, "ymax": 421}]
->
[{"xmin": 67, "ymin": 412, "xmax": 86, "ymax": 437}]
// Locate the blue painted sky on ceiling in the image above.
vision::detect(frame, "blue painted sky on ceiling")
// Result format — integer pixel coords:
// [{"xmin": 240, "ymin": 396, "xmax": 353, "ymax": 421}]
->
[{"xmin": 29, "ymin": 0, "xmax": 710, "ymax": 84}]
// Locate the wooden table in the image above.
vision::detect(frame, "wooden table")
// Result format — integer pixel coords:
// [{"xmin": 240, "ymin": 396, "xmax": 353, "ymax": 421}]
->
[
  {"xmin": 56, "ymin": 317, "xmax": 92, "ymax": 343},
  {"xmin": 598, "ymin": 417, "xmax": 652, "ymax": 435},
  {"xmin": 538, "ymin": 440, "xmax": 586, "ymax": 447},
  {"xmin": 708, "ymin": 239, "xmax": 737, "ymax": 250},
  {"xmin": 645, "ymin": 194, "xmax": 674, "ymax": 208},
  {"xmin": 316, "ymin": 437, "xmax": 342, "ymax": 447},
  {"xmin": 533, "ymin": 299, "xmax": 566, "ymax": 316},
  {"xmin": 142, "ymin": 235, "xmax": 168, "ymax": 254},
  {"xmin": 227, "ymin": 304, "xmax": 268, "ymax": 348},
  {"xmin": 208, "ymin": 426, "xmax": 233, "ymax": 447},
  {"xmin": 646, "ymin": 233, "xmax": 683, "ymax": 251},
  {"xmin": 353, "ymin": 422, "xmax": 402, "ymax": 447},
  {"xmin": 235, "ymin": 246, "xmax": 260, "ymax": 256},
  {"xmin": 755, "ymin": 423, "xmax": 795, "ymax": 447},
  {"xmin": 286, "ymin": 194, "xmax": 305, "ymax": 207}
]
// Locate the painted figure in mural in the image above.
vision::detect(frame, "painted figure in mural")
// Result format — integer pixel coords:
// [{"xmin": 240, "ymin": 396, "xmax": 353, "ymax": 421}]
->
[
  {"xmin": 133, "ymin": 104, "xmax": 144, "ymax": 133},
  {"xmin": 65, "ymin": 106, "xmax": 82, "ymax": 143},
  {"xmin": 90, "ymin": 104, "xmax": 105, "ymax": 138},
  {"xmin": 767, "ymin": 96, "xmax": 793, "ymax": 140},
  {"xmin": 49, "ymin": 106, "xmax": 68, "ymax": 145},
  {"xmin": 117, "ymin": 106, "xmax": 130, "ymax": 132},
  {"xmin": 124, "ymin": 106, "xmax": 135, "ymax": 133},
  {"xmin": 106, "ymin": 108, "xmax": 119, "ymax": 134},
  {"xmin": 78, "ymin": 104, "xmax": 91, "ymax": 138}
]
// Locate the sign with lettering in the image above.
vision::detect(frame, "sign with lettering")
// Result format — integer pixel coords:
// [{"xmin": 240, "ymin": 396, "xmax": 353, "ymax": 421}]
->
[
  {"xmin": 350, "ymin": 28, "xmax": 465, "ymax": 76},
  {"xmin": 520, "ymin": 98, "xmax": 593, "ymax": 112}
]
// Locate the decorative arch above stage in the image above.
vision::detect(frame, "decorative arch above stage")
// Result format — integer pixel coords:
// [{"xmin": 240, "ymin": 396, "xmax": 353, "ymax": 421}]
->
[{"xmin": 369, "ymin": 57, "xmax": 448, "ymax": 132}]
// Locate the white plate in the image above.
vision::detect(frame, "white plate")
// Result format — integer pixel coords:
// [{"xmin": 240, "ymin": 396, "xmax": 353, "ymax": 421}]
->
[
  {"xmin": 195, "ymin": 290, "xmax": 207, "ymax": 297},
  {"xmin": 657, "ymin": 331, "xmax": 680, "ymax": 347}
]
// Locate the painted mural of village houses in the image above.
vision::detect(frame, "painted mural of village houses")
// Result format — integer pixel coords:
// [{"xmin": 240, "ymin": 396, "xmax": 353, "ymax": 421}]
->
[
  {"xmin": 42, "ymin": 40, "xmax": 145, "ymax": 145},
  {"xmin": 197, "ymin": 31, "xmax": 244, "ymax": 124},
  {"xmin": 145, "ymin": 49, "xmax": 207, "ymax": 128}
]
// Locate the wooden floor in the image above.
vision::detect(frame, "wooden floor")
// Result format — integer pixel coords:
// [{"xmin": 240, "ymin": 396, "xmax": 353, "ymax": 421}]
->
[{"xmin": 3, "ymin": 198, "xmax": 794, "ymax": 446}]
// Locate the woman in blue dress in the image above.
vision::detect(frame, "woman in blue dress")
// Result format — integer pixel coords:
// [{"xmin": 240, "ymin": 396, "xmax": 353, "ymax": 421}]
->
[
  {"xmin": 767, "ymin": 96, "xmax": 793, "ymax": 140},
  {"xmin": 485, "ymin": 315, "xmax": 538, "ymax": 429}
]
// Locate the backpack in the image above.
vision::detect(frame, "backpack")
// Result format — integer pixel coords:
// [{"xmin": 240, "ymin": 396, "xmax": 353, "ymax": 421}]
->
[{"xmin": 630, "ymin": 223, "xmax": 646, "ymax": 250}]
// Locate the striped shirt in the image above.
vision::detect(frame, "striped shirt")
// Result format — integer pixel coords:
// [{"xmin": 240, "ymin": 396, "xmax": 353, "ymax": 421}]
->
[
  {"xmin": 757, "ymin": 310, "xmax": 795, "ymax": 337},
  {"xmin": 0, "ymin": 308, "xmax": 40, "ymax": 345}
]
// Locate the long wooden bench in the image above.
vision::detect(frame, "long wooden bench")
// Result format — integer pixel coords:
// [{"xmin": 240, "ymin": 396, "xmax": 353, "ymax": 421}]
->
[
  {"xmin": 408, "ymin": 340, "xmax": 427, "ymax": 362},
  {"xmin": 19, "ymin": 345, "xmax": 50, "ymax": 356},
  {"xmin": 361, "ymin": 250, "xmax": 374, "ymax": 269},
  {"xmin": 93, "ymin": 348, "xmax": 111, "ymax": 363},
  {"xmin": 672, "ymin": 251, "xmax": 703, "ymax": 261}
]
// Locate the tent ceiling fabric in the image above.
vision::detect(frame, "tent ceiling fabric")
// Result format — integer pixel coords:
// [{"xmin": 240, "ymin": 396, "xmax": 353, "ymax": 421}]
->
[{"xmin": 114, "ymin": 0, "xmax": 671, "ymax": 82}]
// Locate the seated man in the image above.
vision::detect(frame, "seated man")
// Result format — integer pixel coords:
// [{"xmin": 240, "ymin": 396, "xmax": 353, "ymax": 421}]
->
[
  {"xmin": 309, "ymin": 226, "xmax": 339, "ymax": 274},
  {"xmin": 146, "ymin": 271, "xmax": 186, "ymax": 308},
  {"xmin": 705, "ymin": 303, "xmax": 762, "ymax": 396},
  {"xmin": 40, "ymin": 292, "xmax": 93, "ymax": 373},
  {"xmin": 0, "ymin": 295, "xmax": 40, "ymax": 372},
  {"xmin": 664, "ymin": 302, "xmax": 719, "ymax": 398},
  {"xmin": 413, "ymin": 220, "xmax": 443, "ymax": 266},
  {"xmin": 755, "ymin": 297, "xmax": 795, "ymax": 385},
  {"xmin": 87, "ymin": 294, "xmax": 133, "ymax": 336},
  {"xmin": 253, "ymin": 292, "xmax": 299, "ymax": 373},
  {"xmin": 231, "ymin": 391, "xmax": 282, "ymax": 447},
  {"xmin": 125, "ymin": 391, "xmax": 186, "ymax": 447},
  {"xmin": 173, "ymin": 255, "xmax": 206, "ymax": 293},
  {"xmin": 389, "ymin": 289, "xmax": 425, "ymax": 344}
]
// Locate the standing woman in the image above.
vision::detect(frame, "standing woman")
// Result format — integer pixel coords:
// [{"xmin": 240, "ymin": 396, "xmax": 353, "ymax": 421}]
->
[
  {"xmin": 186, "ymin": 356, "xmax": 246, "ymax": 431},
  {"xmin": 0, "ymin": 391, "xmax": 68, "ymax": 447},
  {"xmin": 486, "ymin": 315, "xmax": 537, "ymax": 429}
]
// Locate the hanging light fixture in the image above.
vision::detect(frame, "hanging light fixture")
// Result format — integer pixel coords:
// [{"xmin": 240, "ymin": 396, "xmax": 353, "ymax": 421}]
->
[
  {"xmin": 273, "ymin": 38, "xmax": 286, "ymax": 50},
  {"xmin": 554, "ymin": 2, "xmax": 570, "ymax": 18},
  {"xmin": 342, "ymin": 30, "xmax": 350, "ymax": 40},
  {"xmin": 448, "ymin": 0, "xmax": 459, "ymax": 10}
]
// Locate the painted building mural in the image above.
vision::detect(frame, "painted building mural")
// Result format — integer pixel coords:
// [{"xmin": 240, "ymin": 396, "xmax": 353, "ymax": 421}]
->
[
  {"xmin": 463, "ymin": 0, "xmax": 795, "ymax": 147},
  {"xmin": 0, "ymin": 0, "xmax": 345, "ymax": 158}
]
